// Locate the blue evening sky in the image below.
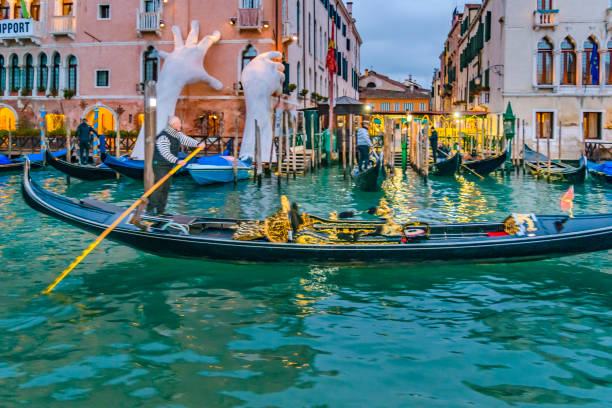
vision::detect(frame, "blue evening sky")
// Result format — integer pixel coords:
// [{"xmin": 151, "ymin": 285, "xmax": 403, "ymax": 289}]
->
[{"xmin": 351, "ymin": 0, "xmax": 477, "ymax": 89}]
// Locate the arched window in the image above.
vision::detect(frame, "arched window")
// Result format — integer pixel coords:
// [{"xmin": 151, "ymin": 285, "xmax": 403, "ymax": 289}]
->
[
  {"xmin": 241, "ymin": 45, "xmax": 257, "ymax": 71},
  {"xmin": 38, "ymin": 54, "xmax": 48, "ymax": 90},
  {"xmin": 296, "ymin": 1, "xmax": 300, "ymax": 45},
  {"xmin": 9, "ymin": 55, "xmax": 20, "ymax": 91},
  {"xmin": 583, "ymin": 37, "xmax": 599, "ymax": 85},
  {"xmin": 0, "ymin": 56, "xmax": 5, "ymax": 92},
  {"xmin": 143, "ymin": 46, "xmax": 158, "ymax": 82},
  {"xmin": 51, "ymin": 53, "xmax": 60, "ymax": 91},
  {"xmin": 561, "ymin": 37, "xmax": 576, "ymax": 85},
  {"xmin": 367, "ymin": 82, "xmax": 376, "ymax": 88},
  {"xmin": 25, "ymin": 54, "xmax": 33, "ymax": 90},
  {"xmin": 67, "ymin": 55, "xmax": 77, "ymax": 91},
  {"xmin": 0, "ymin": 0, "xmax": 9, "ymax": 19},
  {"xmin": 537, "ymin": 38, "xmax": 553, "ymax": 85},
  {"xmin": 297, "ymin": 61, "xmax": 301, "ymax": 92},
  {"xmin": 30, "ymin": 0, "xmax": 40, "ymax": 20}
]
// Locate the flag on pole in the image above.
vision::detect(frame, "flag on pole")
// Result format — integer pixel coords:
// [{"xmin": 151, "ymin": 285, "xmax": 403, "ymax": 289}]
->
[
  {"xmin": 326, "ymin": 15, "xmax": 337, "ymax": 161},
  {"xmin": 560, "ymin": 185, "xmax": 574, "ymax": 218},
  {"xmin": 20, "ymin": 0, "xmax": 30, "ymax": 19},
  {"xmin": 590, "ymin": 41, "xmax": 600, "ymax": 85}
]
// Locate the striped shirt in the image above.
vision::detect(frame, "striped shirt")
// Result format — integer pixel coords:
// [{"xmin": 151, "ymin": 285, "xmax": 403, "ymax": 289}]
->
[{"xmin": 156, "ymin": 127, "xmax": 199, "ymax": 164}]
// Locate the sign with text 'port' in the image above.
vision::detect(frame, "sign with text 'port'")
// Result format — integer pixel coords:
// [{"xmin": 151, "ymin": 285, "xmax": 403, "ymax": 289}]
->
[{"xmin": 0, "ymin": 19, "xmax": 34, "ymax": 39}]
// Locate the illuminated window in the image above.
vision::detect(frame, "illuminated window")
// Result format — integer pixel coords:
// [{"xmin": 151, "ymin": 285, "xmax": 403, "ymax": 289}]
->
[
  {"xmin": 0, "ymin": 0, "xmax": 9, "ymax": 20},
  {"xmin": 583, "ymin": 37, "xmax": 599, "ymax": 85},
  {"xmin": 561, "ymin": 37, "xmax": 576, "ymax": 85},
  {"xmin": 62, "ymin": 1, "xmax": 73, "ymax": 16},
  {"xmin": 30, "ymin": 0, "xmax": 40, "ymax": 20},
  {"xmin": 0, "ymin": 107, "xmax": 16, "ymax": 131},
  {"xmin": 535, "ymin": 111, "xmax": 553, "ymax": 139}
]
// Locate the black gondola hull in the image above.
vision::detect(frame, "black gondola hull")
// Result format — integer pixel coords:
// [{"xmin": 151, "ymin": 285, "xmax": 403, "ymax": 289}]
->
[
  {"xmin": 351, "ymin": 160, "xmax": 386, "ymax": 192},
  {"xmin": 463, "ymin": 151, "xmax": 507, "ymax": 176},
  {"xmin": 45, "ymin": 149, "xmax": 118, "ymax": 181},
  {"xmin": 430, "ymin": 152, "xmax": 460, "ymax": 176},
  {"xmin": 21, "ymin": 160, "xmax": 612, "ymax": 265}
]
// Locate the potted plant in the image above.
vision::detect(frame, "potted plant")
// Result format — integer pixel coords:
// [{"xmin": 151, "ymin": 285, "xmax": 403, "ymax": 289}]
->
[
  {"xmin": 63, "ymin": 89, "xmax": 76, "ymax": 100},
  {"xmin": 10, "ymin": 87, "xmax": 19, "ymax": 96},
  {"xmin": 37, "ymin": 86, "xmax": 46, "ymax": 95},
  {"xmin": 48, "ymin": 88, "xmax": 58, "ymax": 98},
  {"xmin": 299, "ymin": 89, "xmax": 309, "ymax": 98},
  {"xmin": 20, "ymin": 87, "xmax": 32, "ymax": 96},
  {"xmin": 287, "ymin": 83, "xmax": 297, "ymax": 93}
]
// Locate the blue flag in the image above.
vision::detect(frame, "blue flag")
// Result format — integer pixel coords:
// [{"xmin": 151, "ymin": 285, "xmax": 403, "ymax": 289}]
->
[{"xmin": 591, "ymin": 42, "xmax": 600, "ymax": 84}]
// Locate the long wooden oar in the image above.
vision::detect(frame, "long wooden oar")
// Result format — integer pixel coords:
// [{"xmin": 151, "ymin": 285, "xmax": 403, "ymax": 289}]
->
[{"xmin": 42, "ymin": 147, "xmax": 203, "ymax": 294}]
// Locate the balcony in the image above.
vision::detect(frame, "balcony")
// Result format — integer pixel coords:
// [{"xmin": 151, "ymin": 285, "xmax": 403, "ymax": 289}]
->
[
  {"xmin": 0, "ymin": 18, "xmax": 43, "ymax": 45},
  {"xmin": 50, "ymin": 15, "xmax": 76, "ymax": 39},
  {"xmin": 137, "ymin": 11, "xmax": 161, "ymax": 37},
  {"xmin": 281, "ymin": 20, "xmax": 294, "ymax": 43},
  {"xmin": 238, "ymin": 7, "xmax": 262, "ymax": 30},
  {"xmin": 534, "ymin": 9, "xmax": 558, "ymax": 30}
]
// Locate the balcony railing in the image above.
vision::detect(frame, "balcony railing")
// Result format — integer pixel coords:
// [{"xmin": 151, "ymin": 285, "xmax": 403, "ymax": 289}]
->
[
  {"xmin": 137, "ymin": 11, "xmax": 161, "ymax": 36},
  {"xmin": 50, "ymin": 15, "xmax": 76, "ymax": 38},
  {"xmin": 534, "ymin": 9, "xmax": 558, "ymax": 29},
  {"xmin": 238, "ymin": 7, "xmax": 262, "ymax": 30}
]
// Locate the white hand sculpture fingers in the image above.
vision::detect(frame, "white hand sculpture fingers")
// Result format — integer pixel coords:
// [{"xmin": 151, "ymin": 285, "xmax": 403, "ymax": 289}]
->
[
  {"xmin": 172, "ymin": 26, "xmax": 184, "ymax": 49},
  {"xmin": 157, "ymin": 50, "xmax": 170, "ymax": 59},
  {"xmin": 198, "ymin": 30, "xmax": 221, "ymax": 52},
  {"xmin": 271, "ymin": 62, "xmax": 285, "ymax": 72},
  {"xmin": 203, "ymin": 74, "xmax": 223, "ymax": 91},
  {"xmin": 257, "ymin": 51, "xmax": 283, "ymax": 61},
  {"xmin": 186, "ymin": 21, "xmax": 200, "ymax": 46}
]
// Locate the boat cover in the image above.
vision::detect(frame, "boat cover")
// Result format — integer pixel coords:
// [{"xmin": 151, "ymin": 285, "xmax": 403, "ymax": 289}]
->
[{"xmin": 0, "ymin": 154, "xmax": 11, "ymax": 165}]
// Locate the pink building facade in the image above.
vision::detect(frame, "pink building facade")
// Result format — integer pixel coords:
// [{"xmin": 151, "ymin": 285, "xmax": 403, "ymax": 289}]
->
[{"xmin": 0, "ymin": 0, "xmax": 361, "ymax": 145}]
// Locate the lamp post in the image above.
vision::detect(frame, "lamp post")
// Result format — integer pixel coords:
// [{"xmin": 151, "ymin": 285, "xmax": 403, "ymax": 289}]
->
[{"xmin": 503, "ymin": 102, "xmax": 516, "ymax": 167}]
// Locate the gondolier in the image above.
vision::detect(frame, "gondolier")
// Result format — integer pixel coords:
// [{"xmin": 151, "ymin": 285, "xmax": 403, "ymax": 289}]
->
[
  {"xmin": 76, "ymin": 118, "xmax": 98, "ymax": 165},
  {"xmin": 147, "ymin": 116, "xmax": 205, "ymax": 215},
  {"xmin": 430, "ymin": 128, "xmax": 439, "ymax": 163},
  {"xmin": 356, "ymin": 121, "xmax": 373, "ymax": 170}
]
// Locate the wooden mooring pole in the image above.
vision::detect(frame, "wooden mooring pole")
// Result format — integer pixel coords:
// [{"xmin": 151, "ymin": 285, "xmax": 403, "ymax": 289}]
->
[
  {"xmin": 143, "ymin": 81, "xmax": 157, "ymax": 192},
  {"xmin": 233, "ymin": 117, "xmax": 239, "ymax": 184}
]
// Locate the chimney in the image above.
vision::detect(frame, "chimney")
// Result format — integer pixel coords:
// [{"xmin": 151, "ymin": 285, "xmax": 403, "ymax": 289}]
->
[
  {"xmin": 347, "ymin": 2, "xmax": 353, "ymax": 17},
  {"xmin": 364, "ymin": 68, "xmax": 369, "ymax": 76}
]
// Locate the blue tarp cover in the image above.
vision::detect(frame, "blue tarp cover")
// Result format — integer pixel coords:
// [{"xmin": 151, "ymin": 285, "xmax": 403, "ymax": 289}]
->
[{"xmin": 0, "ymin": 154, "xmax": 11, "ymax": 165}]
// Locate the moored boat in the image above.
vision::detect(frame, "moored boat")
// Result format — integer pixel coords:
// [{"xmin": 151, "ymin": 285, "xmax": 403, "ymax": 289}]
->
[
  {"xmin": 430, "ymin": 151, "xmax": 460, "ymax": 176},
  {"xmin": 1, "ymin": 150, "xmax": 67, "ymax": 173},
  {"xmin": 524, "ymin": 144, "xmax": 586, "ymax": 183},
  {"xmin": 22, "ymin": 159, "xmax": 612, "ymax": 264},
  {"xmin": 187, "ymin": 155, "xmax": 251, "ymax": 185},
  {"xmin": 351, "ymin": 157, "xmax": 387, "ymax": 191},
  {"xmin": 103, "ymin": 154, "xmax": 193, "ymax": 180},
  {"xmin": 587, "ymin": 159, "xmax": 612, "ymax": 184},
  {"xmin": 45, "ymin": 149, "xmax": 118, "ymax": 181},
  {"xmin": 463, "ymin": 150, "xmax": 507, "ymax": 177}
]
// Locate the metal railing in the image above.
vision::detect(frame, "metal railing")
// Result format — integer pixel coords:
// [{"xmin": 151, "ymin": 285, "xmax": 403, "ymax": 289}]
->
[
  {"xmin": 585, "ymin": 141, "xmax": 612, "ymax": 161},
  {"xmin": 137, "ymin": 11, "xmax": 161, "ymax": 33},
  {"xmin": 50, "ymin": 15, "xmax": 76, "ymax": 36}
]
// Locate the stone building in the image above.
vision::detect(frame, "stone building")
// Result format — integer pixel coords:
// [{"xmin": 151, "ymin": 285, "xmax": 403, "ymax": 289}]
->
[{"xmin": 0, "ymin": 0, "xmax": 361, "ymax": 148}]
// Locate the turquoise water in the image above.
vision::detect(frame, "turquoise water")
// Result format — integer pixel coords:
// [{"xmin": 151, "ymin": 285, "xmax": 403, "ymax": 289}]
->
[{"xmin": 1, "ymin": 167, "xmax": 611, "ymax": 407}]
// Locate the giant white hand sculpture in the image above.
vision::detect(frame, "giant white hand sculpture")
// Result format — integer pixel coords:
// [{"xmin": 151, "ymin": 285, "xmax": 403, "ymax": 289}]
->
[
  {"xmin": 239, "ymin": 51, "xmax": 285, "ymax": 162},
  {"xmin": 131, "ymin": 21, "xmax": 222, "ymax": 159}
]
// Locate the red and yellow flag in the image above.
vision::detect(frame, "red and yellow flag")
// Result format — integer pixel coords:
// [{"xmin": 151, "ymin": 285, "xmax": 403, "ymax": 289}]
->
[
  {"xmin": 560, "ymin": 186, "xmax": 574, "ymax": 217},
  {"xmin": 326, "ymin": 21, "xmax": 337, "ymax": 75}
]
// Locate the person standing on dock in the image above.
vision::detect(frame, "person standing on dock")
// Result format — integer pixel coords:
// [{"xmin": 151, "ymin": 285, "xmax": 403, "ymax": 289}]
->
[
  {"xmin": 356, "ymin": 121, "xmax": 373, "ymax": 170},
  {"xmin": 147, "ymin": 116, "xmax": 206, "ymax": 216},
  {"xmin": 430, "ymin": 128, "xmax": 439, "ymax": 163},
  {"xmin": 76, "ymin": 118, "xmax": 98, "ymax": 165}
]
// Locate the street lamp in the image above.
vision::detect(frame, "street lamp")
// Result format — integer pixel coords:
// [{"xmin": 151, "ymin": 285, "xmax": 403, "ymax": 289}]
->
[{"xmin": 503, "ymin": 102, "xmax": 516, "ymax": 139}]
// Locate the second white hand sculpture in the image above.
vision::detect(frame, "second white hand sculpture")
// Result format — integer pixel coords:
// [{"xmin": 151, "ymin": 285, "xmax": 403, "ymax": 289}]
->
[
  {"xmin": 239, "ymin": 51, "xmax": 285, "ymax": 162},
  {"xmin": 131, "ymin": 21, "xmax": 222, "ymax": 160}
]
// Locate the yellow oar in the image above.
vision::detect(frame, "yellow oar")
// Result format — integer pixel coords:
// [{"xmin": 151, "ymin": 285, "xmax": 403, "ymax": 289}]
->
[{"xmin": 42, "ymin": 147, "xmax": 203, "ymax": 294}]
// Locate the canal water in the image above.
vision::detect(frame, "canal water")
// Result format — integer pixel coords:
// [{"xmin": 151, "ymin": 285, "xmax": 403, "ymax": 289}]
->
[{"xmin": 1, "ymin": 166, "xmax": 611, "ymax": 407}]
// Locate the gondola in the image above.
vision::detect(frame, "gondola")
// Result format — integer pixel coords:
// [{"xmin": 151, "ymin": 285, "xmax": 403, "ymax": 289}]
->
[
  {"xmin": 187, "ymin": 155, "xmax": 251, "ymax": 185},
  {"xmin": 351, "ymin": 156, "xmax": 387, "ymax": 192},
  {"xmin": 430, "ymin": 151, "xmax": 460, "ymax": 176},
  {"xmin": 463, "ymin": 150, "xmax": 507, "ymax": 177},
  {"xmin": 587, "ymin": 159, "xmax": 612, "ymax": 184},
  {"xmin": 0, "ymin": 150, "xmax": 67, "ymax": 173},
  {"xmin": 524, "ymin": 144, "xmax": 586, "ymax": 184},
  {"xmin": 103, "ymin": 154, "xmax": 190, "ymax": 180},
  {"xmin": 45, "ymin": 149, "xmax": 118, "ymax": 181},
  {"xmin": 22, "ymin": 159, "xmax": 612, "ymax": 264}
]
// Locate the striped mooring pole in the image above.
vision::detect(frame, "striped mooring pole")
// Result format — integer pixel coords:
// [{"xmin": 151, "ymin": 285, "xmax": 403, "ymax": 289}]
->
[
  {"xmin": 92, "ymin": 108, "xmax": 100, "ymax": 164},
  {"xmin": 40, "ymin": 106, "xmax": 46, "ymax": 164}
]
